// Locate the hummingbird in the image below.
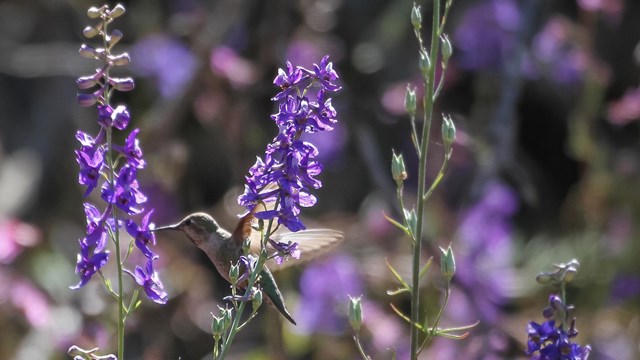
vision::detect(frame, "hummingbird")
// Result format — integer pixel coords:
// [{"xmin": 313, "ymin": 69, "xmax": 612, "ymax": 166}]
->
[{"xmin": 153, "ymin": 211, "xmax": 343, "ymax": 325}]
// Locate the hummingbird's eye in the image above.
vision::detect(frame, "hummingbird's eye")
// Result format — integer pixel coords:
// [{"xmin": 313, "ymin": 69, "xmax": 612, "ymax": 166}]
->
[{"xmin": 184, "ymin": 219, "xmax": 192, "ymax": 225}]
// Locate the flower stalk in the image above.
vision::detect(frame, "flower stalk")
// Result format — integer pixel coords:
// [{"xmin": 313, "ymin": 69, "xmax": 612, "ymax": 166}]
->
[{"xmin": 72, "ymin": 4, "xmax": 166, "ymax": 358}]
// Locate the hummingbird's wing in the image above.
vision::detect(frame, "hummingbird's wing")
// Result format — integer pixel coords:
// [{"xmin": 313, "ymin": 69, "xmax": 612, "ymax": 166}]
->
[{"xmin": 250, "ymin": 228, "xmax": 344, "ymax": 271}]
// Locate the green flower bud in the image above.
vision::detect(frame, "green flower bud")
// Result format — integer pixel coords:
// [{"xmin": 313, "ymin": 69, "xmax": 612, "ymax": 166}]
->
[
  {"xmin": 419, "ymin": 51, "xmax": 430, "ymax": 76},
  {"xmin": 404, "ymin": 208, "xmax": 417, "ymax": 239},
  {"xmin": 439, "ymin": 245, "xmax": 456, "ymax": 282},
  {"xmin": 411, "ymin": 5, "xmax": 422, "ymax": 30},
  {"xmin": 391, "ymin": 151, "xmax": 408, "ymax": 185},
  {"xmin": 404, "ymin": 85, "xmax": 417, "ymax": 118},
  {"xmin": 563, "ymin": 268, "xmax": 577, "ymax": 283},
  {"xmin": 252, "ymin": 289, "xmax": 263, "ymax": 312},
  {"xmin": 441, "ymin": 114, "xmax": 456, "ymax": 151},
  {"xmin": 348, "ymin": 296, "xmax": 363, "ymax": 332},
  {"xmin": 536, "ymin": 273, "xmax": 552, "ymax": 284},
  {"xmin": 229, "ymin": 263, "xmax": 240, "ymax": 284},
  {"xmin": 440, "ymin": 34, "xmax": 453, "ymax": 63},
  {"xmin": 211, "ymin": 315, "xmax": 225, "ymax": 340}
]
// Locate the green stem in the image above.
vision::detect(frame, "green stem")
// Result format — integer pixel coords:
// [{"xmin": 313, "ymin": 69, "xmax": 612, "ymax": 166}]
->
[
  {"xmin": 410, "ymin": 1, "xmax": 441, "ymax": 358},
  {"xmin": 217, "ymin": 216, "xmax": 277, "ymax": 359},
  {"xmin": 353, "ymin": 334, "xmax": 372, "ymax": 360},
  {"xmin": 101, "ymin": 15, "xmax": 125, "ymax": 359}
]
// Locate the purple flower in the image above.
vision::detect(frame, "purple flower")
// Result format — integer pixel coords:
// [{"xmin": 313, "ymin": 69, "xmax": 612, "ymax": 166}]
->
[
  {"xmin": 526, "ymin": 297, "xmax": 591, "ymax": 359},
  {"xmin": 101, "ymin": 165, "xmax": 147, "ymax": 215},
  {"xmin": 267, "ymin": 238, "xmax": 301, "ymax": 264},
  {"xmin": 126, "ymin": 210, "xmax": 157, "ymax": 260},
  {"xmin": 453, "ymin": 0, "xmax": 520, "ymax": 71},
  {"xmin": 75, "ymin": 145, "xmax": 105, "ymax": 197},
  {"xmin": 296, "ymin": 255, "xmax": 363, "ymax": 334},
  {"xmin": 73, "ymin": 5, "xmax": 164, "ymax": 306},
  {"xmin": 114, "ymin": 128, "xmax": 146, "ymax": 169},
  {"xmin": 97, "ymin": 105, "xmax": 131, "ymax": 130},
  {"xmin": 272, "ymin": 60, "xmax": 304, "ymax": 100},
  {"xmin": 71, "ymin": 244, "xmax": 109, "ymax": 289},
  {"xmin": 302, "ymin": 55, "xmax": 341, "ymax": 92},
  {"xmin": 238, "ymin": 57, "xmax": 340, "ymax": 232},
  {"xmin": 82, "ymin": 203, "xmax": 108, "ymax": 252},
  {"xmin": 126, "ymin": 260, "xmax": 167, "ymax": 304},
  {"xmin": 130, "ymin": 34, "xmax": 196, "ymax": 99}
]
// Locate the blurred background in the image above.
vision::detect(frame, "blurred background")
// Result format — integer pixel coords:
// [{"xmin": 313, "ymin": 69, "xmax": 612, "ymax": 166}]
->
[{"xmin": 1, "ymin": 0, "xmax": 639, "ymax": 359}]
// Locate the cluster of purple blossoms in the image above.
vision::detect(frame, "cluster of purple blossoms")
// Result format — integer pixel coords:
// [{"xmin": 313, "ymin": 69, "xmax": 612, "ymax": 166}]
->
[
  {"xmin": 527, "ymin": 295, "xmax": 591, "ymax": 360},
  {"xmin": 238, "ymin": 56, "xmax": 341, "ymax": 235},
  {"xmin": 72, "ymin": 4, "xmax": 166, "ymax": 304}
]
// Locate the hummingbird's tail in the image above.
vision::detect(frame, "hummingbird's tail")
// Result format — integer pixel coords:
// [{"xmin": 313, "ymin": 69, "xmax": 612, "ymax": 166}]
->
[{"xmin": 260, "ymin": 268, "xmax": 297, "ymax": 325}]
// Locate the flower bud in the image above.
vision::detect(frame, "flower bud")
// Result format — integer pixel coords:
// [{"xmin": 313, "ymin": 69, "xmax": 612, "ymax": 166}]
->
[
  {"xmin": 404, "ymin": 85, "xmax": 417, "ymax": 118},
  {"xmin": 211, "ymin": 315, "xmax": 225, "ymax": 339},
  {"xmin": 411, "ymin": 5, "xmax": 422, "ymax": 30},
  {"xmin": 87, "ymin": 6, "xmax": 107, "ymax": 19},
  {"xmin": 109, "ymin": 77, "xmax": 135, "ymax": 91},
  {"xmin": 109, "ymin": 53, "xmax": 131, "ymax": 66},
  {"xmin": 77, "ymin": 75, "xmax": 98, "ymax": 89},
  {"xmin": 419, "ymin": 50, "xmax": 430, "ymax": 76},
  {"xmin": 536, "ymin": 273, "xmax": 552, "ymax": 284},
  {"xmin": 108, "ymin": 29, "xmax": 123, "ymax": 47},
  {"xmin": 439, "ymin": 245, "xmax": 456, "ymax": 282},
  {"xmin": 83, "ymin": 26, "xmax": 99, "ymax": 39},
  {"xmin": 440, "ymin": 34, "xmax": 453, "ymax": 63},
  {"xmin": 79, "ymin": 44, "xmax": 100, "ymax": 60},
  {"xmin": 229, "ymin": 263, "xmax": 240, "ymax": 284},
  {"xmin": 563, "ymin": 268, "xmax": 577, "ymax": 283},
  {"xmin": 77, "ymin": 92, "xmax": 98, "ymax": 107},
  {"xmin": 109, "ymin": 4, "xmax": 126, "ymax": 19},
  {"xmin": 404, "ymin": 208, "xmax": 417, "ymax": 238},
  {"xmin": 252, "ymin": 290, "xmax": 263, "ymax": 312},
  {"xmin": 348, "ymin": 296, "xmax": 363, "ymax": 332},
  {"xmin": 441, "ymin": 114, "xmax": 456, "ymax": 151},
  {"xmin": 391, "ymin": 151, "xmax": 407, "ymax": 185}
]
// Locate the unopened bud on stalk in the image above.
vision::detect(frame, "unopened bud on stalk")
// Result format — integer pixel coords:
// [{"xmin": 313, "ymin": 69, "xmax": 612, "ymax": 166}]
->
[
  {"xmin": 404, "ymin": 85, "xmax": 417, "ymax": 118},
  {"xmin": 348, "ymin": 296, "xmax": 363, "ymax": 332}
]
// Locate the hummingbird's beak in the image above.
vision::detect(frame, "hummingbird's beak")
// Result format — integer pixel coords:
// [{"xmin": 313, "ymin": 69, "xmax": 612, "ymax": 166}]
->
[{"xmin": 151, "ymin": 223, "xmax": 181, "ymax": 232}]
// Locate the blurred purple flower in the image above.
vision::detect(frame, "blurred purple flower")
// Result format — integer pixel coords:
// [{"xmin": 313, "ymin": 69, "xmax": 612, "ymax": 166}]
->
[
  {"xmin": 577, "ymin": 0, "xmax": 623, "ymax": 21},
  {"xmin": 210, "ymin": 46, "xmax": 258, "ymax": 88},
  {"xmin": 455, "ymin": 181, "xmax": 518, "ymax": 323},
  {"xmin": 131, "ymin": 34, "xmax": 196, "ymax": 99},
  {"xmin": 0, "ymin": 218, "xmax": 40, "ymax": 264},
  {"xmin": 453, "ymin": 0, "xmax": 520, "ymax": 71},
  {"xmin": 238, "ymin": 56, "xmax": 341, "ymax": 232},
  {"xmin": 527, "ymin": 16, "xmax": 588, "ymax": 85},
  {"xmin": 607, "ymin": 87, "xmax": 640, "ymax": 125},
  {"xmin": 296, "ymin": 254, "xmax": 363, "ymax": 334},
  {"xmin": 610, "ymin": 275, "xmax": 640, "ymax": 303}
]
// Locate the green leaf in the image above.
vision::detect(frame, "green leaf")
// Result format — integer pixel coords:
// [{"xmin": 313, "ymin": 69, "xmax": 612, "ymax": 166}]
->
[
  {"xmin": 419, "ymin": 257, "xmax": 433, "ymax": 279},
  {"xmin": 385, "ymin": 259, "xmax": 411, "ymax": 293},
  {"xmin": 386, "ymin": 288, "xmax": 411, "ymax": 296},
  {"xmin": 383, "ymin": 213, "xmax": 411, "ymax": 238}
]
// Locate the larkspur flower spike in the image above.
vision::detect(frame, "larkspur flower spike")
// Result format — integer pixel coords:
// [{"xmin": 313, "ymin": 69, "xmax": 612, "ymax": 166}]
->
[
  {"xmin": 72, "ymin": 3, "xmax": 165, "ymax": 304},
  {"xmin": 238, "ymin": 57, "xmax": 341, "ymax": 236}
]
